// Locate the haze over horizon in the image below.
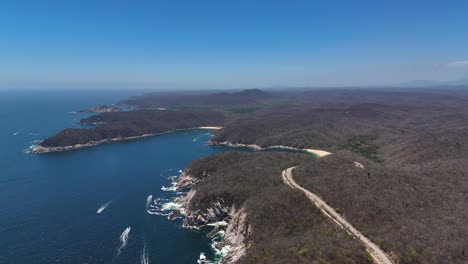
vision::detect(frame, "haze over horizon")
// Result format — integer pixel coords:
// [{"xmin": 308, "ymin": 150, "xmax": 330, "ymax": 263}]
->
[{"xmin": 1, "ymin": 1, "xmax": 467, "ymax": 90}]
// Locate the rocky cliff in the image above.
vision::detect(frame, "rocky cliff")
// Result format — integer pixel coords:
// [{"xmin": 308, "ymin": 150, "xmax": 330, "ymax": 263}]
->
[{"xmin": 165, "ymin": 152, "xmax": 372, "ymax": 263}]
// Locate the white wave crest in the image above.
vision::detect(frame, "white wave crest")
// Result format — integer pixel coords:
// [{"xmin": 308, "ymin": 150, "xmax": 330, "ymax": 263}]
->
[
  {"xmin": 161, "ymin": 202, "xmax": 183, "ymax": 211},
  {"xmin": 146, "ymin": 195, "xmax": 153, "ymax": 210},
  {"xmin": 207, "ymin": 221, "xmax": 228, "ymax": 227},
  {"xmin": 145, "ymin": 196, "xmax": 186, "ymax": 217},
  {"xmin": 161, "ymin": 176, "xmax": 178, "ymax": 192},
  {"xmin": 161, "ymin": 185, "xmax": 177, "ymax": 191},
  {"xmin": 197, "ymin": 252, "xmax": 207, "ymax": 264},
  {"xmin": 211, "ymin": 242, "xmax": 231, "ymax": 260},
  {"xmin": 97, "ymin": 200, "xmax": 112, "ymax": 214},
  {"xmin": 146, "ymin": 210, "xmax": 170, "ymax": 216},
  {"xmin": 117, "ymin": 227, "xmax": 131, "ymax": 255}
]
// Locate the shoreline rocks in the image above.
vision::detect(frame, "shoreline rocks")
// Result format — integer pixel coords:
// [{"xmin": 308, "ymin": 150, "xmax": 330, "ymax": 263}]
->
[
  {"xmin": 30, "ymin": 133, "xmax": 156, "ymax": 153},
  {"xmin": 167, "ymin": 171, "xmax": 250, "ymax": 263},
  {"xmin": 30, "ymin": 127, "xmax": 221, "ymax": 154},
  {"xmin": 78, "ymin": 105, "xmax": 121, "ymax": 113}
]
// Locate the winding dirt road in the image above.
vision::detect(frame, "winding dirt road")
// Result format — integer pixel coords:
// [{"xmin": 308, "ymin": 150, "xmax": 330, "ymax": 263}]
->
[{"xmin": 282, "ymin": 166, "xmax": 393, "ymax": 264}]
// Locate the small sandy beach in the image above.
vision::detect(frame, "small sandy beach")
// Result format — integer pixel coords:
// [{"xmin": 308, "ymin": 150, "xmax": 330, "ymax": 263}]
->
[
  {"xmin": 198, "ymin": 126, "xmax": 223, "ymax": 130},
  {"xmin": 305, "ymin": 149, "xmax": 332, "ymax": 157}
]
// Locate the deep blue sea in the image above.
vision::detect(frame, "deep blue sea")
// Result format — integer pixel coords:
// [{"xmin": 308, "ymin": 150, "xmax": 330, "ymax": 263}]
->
[{"xmin": 0, "ymin": 90, "xmax": 234, "ymax": 264}]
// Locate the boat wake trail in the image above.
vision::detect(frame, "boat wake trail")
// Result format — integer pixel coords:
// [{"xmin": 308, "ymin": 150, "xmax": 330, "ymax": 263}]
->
[
  {"xmin": 117, "ymin": 227, "xmax": 131, "ymax": 255},
  {"xmin": 193, "ymin": 132, "xmax": 212, "ymax": 142},
  {"xmin": 97, "ymin": 200, "xmax": 112, "ymax": 214},
  {"xmin": 141, "ymin": 242, "xmax": 149, "ymax": 264}
]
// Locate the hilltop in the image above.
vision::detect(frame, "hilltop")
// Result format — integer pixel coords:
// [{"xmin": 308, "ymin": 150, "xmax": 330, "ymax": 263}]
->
[{"xmin": 119, "ymin": 89, "xmax": 275, "ymax": 109}]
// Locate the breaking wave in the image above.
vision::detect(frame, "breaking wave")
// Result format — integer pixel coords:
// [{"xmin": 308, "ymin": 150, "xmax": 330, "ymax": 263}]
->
[
  {"xmin": 161, "ymin": 185, "xmax": 177, "ymax": 191},
  {"xmin": 197, "ymin": 253, "xmax": 207, "ymax": 264},
  {"xmin": 146, "ymin": 195, "xmax": 153, "ymax": 210},
  {"xmin": 161, "ymin": 170, "xmax": 181, "ymax": 192},
  {"xmin": 97, "ymin": 200, "xmax": 112, "ymax": 214},
  {"xmin": 145, "ymin": 196, "xmax": 185, "ymax": 217},
  {"xmin": 197, "ymin": 228, "xmax": 230, "ymax": 264},
  {"xmin": 146, "ymin": 197, "xmax": 171, "ymax": 216},
  {"xmin": 117, "ymin": 227, "xmax": 131, "ymax": 255},
  {"xmin": 161, "ymin": 176, "xmax": 178, "ymax": 192}
]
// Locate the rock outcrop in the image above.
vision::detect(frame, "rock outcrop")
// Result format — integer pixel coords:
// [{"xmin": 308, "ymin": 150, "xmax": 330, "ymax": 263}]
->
[{"xmin": 169, "ymin": 171, "xmax": 251, "ymax": 263}]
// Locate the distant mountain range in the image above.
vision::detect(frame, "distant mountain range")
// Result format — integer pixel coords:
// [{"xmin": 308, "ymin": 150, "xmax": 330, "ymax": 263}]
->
[{"xmin": 397, "ymin": 78, "xmax": 468, "ymax": 87}]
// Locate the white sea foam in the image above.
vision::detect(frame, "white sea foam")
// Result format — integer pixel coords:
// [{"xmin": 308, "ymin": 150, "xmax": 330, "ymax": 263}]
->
[
  {"xmin": 207, "ymin": 221, "xmax": 228, "ymax": 227},
  {"xmin": 161, "ymin": 174, "xmax": 179, "ymax": 192},
  {"xmin": 13, "ymin": 131, "xmax": 21, "ymax": 136},
  {"xmin": 146, "ymin": 196, "xmax": 186, "ymax": 217},
  {"xmin": 217, "ymin": 230, "xmax": 225, "ymax": 238},
  {"xmin": 198, "ymin": 245, "xmax": 229, "ymax": 264},
  {"xmin": 146, "ymin": 197, "xmax": 173, "ymax": 216},
  {"xmin": 146, "ymin": 195, "xmax": 153, "ymax": 209},
  {"xmin": 168, "ymin": 175, "xmax": 178, "ymax": 181},
  {"xmin": 161, "ymin": 185, "xmax": 177, "ymax": 191},
  {"xmin": 197, "ymin": 252, "xmax": 207, "ymax": 264},
  {"xmin": 117, "ymin": 227, "xmax": 131, "ymax": 255},
  {"xmin": 212, "ymin": 242, "xmax": 231, "ymax": 259},
  {"xmin": 97, "ymin": 200, "xmax": 112, "ymax": 214},
  {"xmin": 146, "ymin": 210, "xmax": 170, "ymax": 216},
  {"xmin": 161, "ymin": 202, "xmax": 183, "ymax": 211},
  {"xmin": 140, "ymin": 242, "xmax": 149, "ymax": 264}
]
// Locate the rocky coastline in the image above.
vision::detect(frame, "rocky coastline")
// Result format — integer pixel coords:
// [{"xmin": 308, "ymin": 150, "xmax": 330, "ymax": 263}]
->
[
  {"xmin": 167, "ymin": 170, "xmax": 251, "ymax": 263},
  {"xmin": 31, "ymin": 127, "xmax": 222, "ymax": 154},
  {"xmin": 78, "ymin": 105, "xmax": 121, "ymax": 113},
  {"xmin": 30, "ymin": 133, "xmax": 158, "ymax": 154}
]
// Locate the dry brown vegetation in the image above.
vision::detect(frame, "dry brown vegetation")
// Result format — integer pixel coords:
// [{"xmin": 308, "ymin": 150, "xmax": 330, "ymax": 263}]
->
[
  {"xmin": 209, "ymin": 89, "xmax": 468, "ymax": 263},
  {"xmin": 40, "ymin": 88, "xmax": 468, "ymax": 263},
  {"xmin": 40, "ymin": 109, "xmax": 224, "ymax": 147},
  {"xmin": 185, "ymin": 151, "xmax": 373, "ymax": 264}
]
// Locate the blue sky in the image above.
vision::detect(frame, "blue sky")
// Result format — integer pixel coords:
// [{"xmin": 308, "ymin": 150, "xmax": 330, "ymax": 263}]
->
[{"xmin": 1, "ymin": 0, "xmax": 468, "ymax": 89}]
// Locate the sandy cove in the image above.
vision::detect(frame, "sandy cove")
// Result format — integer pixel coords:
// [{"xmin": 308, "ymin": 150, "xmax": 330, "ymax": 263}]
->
[
  {"xmin": 197, "ymin": 126, "xmax": 224, "ymax": 130},
  {"xmin": 210, "ymin": 141, "xmax": 332, "ymax": 158}
]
